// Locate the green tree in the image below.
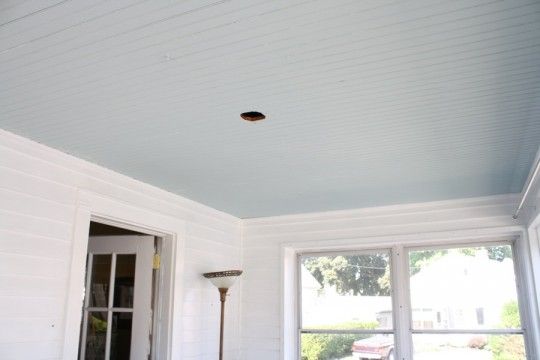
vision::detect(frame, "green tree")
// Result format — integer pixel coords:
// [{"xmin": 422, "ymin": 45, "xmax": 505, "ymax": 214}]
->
[
  {"xmin": 409, "ymin": 250, "xmax": 447, "ymax": 275},
  {"xmin": 489, "ymin": 301, "xmax": 525, "ymax": 360},
  {"xmin": 303, "ymin": 255, "xmax": 389, "ymax": 296},
  {"xmin": 500, "ymin": 301, "xmax": 521, "ymax": 328},
  {"xmin": 488, "ymin": 246, "xmax": 513, "ymax": 262}
]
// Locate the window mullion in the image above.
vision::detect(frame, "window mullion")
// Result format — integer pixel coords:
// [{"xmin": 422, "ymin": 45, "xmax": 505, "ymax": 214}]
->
[{"xmin": 392, "ymin": 245, "xmax": 413, "ymax": 360}]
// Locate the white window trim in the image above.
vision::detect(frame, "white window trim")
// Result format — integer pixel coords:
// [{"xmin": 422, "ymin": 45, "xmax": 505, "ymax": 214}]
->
[{"xmin": 281, "ymin": 226, "xmax": 540, "ymax": 360}]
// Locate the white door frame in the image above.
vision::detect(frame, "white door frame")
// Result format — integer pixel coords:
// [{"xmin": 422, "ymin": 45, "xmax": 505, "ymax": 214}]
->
[{"xmin": 62, "ymin": 190, "xmax": 186, "ymax": 359}]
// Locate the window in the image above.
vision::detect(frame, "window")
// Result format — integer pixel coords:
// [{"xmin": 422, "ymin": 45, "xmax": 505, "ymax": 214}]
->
[
  {"xmin": 409, "ymin": 244, "xmax": 526, "ymax": 359},
  {"xmin": 299, "ymin": 251, "xmax": 395, "ymax": 360},
  {"xmin": 298, "ymin": 242, "xmax": 529, "ymax": 360}
]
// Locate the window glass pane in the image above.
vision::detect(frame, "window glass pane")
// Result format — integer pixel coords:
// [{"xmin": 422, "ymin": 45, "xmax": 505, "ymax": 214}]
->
[
  {"xmin": 409, "ymin": 245, "xmax": 521, "ymax": 330},
  {"xmin": 413, "ymin": 334, "xmax": 526, "ymax": 359},
  {"xmin": 301, "ymin": 333, "xmax": 395, "ymax": 360},
  {"xmin": 89, "ymin": 255, "xmax": 112, "ymax": 307},
  {"xmin": 84, "ymin": 312, "xmax": 108, "ymax": 359},
  {"xmin": 301, "ymin": 252, "xmax": 392, "ymax": 330},
  {"xmin": 113, "ymin": 254, "xmax": 136, "ymax": 308},
  {"xmin": 110, "ymin": 312, "xmax": 133, "ymax": 360}
]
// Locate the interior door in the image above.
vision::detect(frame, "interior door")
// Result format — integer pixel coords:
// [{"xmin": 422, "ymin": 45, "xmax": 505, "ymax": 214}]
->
[{"xmin": 79, "ymin": 235, "xmax": 154, "ymax": 360}]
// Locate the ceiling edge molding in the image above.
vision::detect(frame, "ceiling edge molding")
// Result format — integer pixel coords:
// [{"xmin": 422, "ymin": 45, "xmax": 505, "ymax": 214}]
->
[{"xmin": 244, "ymin": 193, "xmax": 521, "ymax": 226}]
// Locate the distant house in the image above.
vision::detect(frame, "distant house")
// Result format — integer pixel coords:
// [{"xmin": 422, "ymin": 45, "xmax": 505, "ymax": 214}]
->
[{"xmin": 409, "ymin": 250, "xmax": 517, "ymax": 330}]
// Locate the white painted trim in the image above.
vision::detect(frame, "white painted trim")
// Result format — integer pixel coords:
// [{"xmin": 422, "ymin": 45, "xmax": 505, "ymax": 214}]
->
[
  {"xmin": 393, "ymin": 245, "xmax": 413, "ymax": 360},
  {"xmin": 282, "ymin": 226, "xmax": 524, "ymax": 253},
  {"xmin": 245, "ymin": 193, "xmax": 521, "ymax": 226},
  {"xmin": 281, "ymin": 226, "xmax": 539, "ymax": 360},
  {"xmin": 524, "ymin": 222, "xmax": 540, "ymax": 358},
  {"xmin": 529, "ymin": 210, "xmax": 540, "ymax": 229},
  {"xmin": 62, "ymin": 199, "xmax": 91, "ymax": 360},
  {"xmin": 527, "ymin": 224, "xmax": 540, "ymax": 317},
  {"xmin": 511, "ymin": 232, "xmax": 539, "ymax": 359},
  {"xmin": 282, "ymin": 247, "xmax": 298, "ymax": 360},
  {"xmin": 62, "ymin": 190, "xmax": 186, "ymax": 360}
]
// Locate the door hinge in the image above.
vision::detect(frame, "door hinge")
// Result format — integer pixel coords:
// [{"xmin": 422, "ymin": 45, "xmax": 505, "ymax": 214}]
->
[{"xmin": 153, "ymin": 253, "xmax": 161, "ymax": 269}]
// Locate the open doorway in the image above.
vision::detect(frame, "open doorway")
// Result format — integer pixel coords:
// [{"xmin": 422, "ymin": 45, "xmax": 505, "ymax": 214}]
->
[{"xmin": 78, "ymin": 221, "xmax": 163, "ymax": 360}]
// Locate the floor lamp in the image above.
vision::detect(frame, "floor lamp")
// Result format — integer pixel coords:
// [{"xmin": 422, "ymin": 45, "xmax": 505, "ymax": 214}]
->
[{"xmin": 203, "ymin": 270, "xmax": 242, "ymax": 360}]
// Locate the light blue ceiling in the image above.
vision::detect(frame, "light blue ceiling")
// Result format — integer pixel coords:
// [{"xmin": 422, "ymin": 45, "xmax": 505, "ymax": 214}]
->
[{"xmin": 1, "ymin": 0, "xmax": 540, "ymax": 218}]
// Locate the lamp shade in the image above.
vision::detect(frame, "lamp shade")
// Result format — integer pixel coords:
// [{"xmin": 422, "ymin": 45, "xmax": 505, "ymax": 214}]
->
[{"xmin": 203, "ymin": 270, "xmax": 242, "ymax": 289}]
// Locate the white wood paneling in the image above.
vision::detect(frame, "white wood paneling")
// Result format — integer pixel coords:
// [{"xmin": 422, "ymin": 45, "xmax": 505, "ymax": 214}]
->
[
  {"xmin": 240, "ymin": 194, "xmax": 525, "ymax": 359},
  {"xmin": 0, "ymin": 129, "xmax": 242, "ymax": 360}
]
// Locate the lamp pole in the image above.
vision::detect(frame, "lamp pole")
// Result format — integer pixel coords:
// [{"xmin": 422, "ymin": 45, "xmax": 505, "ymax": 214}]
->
[{"xmin": 219, "ymin": 288, "xmax": 228, "ymax": 360}]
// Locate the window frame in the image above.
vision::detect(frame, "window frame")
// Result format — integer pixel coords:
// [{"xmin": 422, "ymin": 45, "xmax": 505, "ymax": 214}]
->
[{"xmin": 294, "ymin": 237, "xmax": 536, "ymax": 360}]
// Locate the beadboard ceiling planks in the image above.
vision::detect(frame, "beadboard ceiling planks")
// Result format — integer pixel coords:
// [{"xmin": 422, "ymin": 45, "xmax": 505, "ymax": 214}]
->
[{"xmin": 1, "ymin": 0, "xmax": 539, "ymax": 217}]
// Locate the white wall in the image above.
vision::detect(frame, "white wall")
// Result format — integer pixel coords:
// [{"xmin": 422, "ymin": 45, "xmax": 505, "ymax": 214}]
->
[
  {"xmin": 2, "ymin": 127, "xmax": 538, "ymax": 360},
  {"xmin": 240, "ymin": 194, "xmax": 526, "ymax": 359},
  {"xmin": 0, "ymin": 129, "xmax": 242, "ymax": 360}
]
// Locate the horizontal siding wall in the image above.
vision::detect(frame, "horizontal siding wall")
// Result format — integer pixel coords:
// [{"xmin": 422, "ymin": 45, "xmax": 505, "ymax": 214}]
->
[
  {"xmin": 0, "ymin": 129, "xmax": 242, "ymax": 360},
  {"xmin": 240, "ymin": 194, "xmax": 522, "ymax": 359}
]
